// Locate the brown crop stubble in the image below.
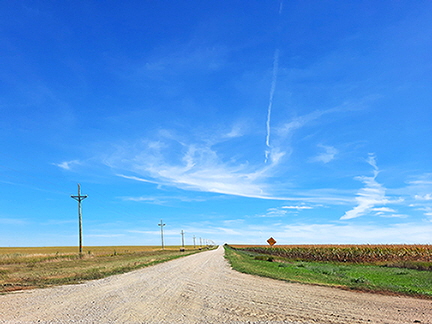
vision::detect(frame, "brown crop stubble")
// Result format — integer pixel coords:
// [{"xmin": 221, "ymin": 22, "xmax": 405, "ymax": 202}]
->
[{"xmin": 230, "ymin": 244, "xmax": 432, "ymax": 267}]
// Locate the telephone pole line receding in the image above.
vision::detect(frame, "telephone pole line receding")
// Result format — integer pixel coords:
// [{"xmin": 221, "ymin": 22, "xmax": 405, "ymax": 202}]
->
[
  {"xmin": 158, "ymin": 219, "xmax": 166, "ymax": 250},
  {"xmin": 71, "ymin": 184, "xmax": 88, "ymax": 255}
]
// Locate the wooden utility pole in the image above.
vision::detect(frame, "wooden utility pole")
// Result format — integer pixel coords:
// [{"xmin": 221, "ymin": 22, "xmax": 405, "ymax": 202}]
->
[
  {"xmin": 158, "ymin": 219, "xmax": 166, "ymax": 250},
  {"xmin": 180, "ymin": 230, "xmax": 185, "ymax": 247},
  {"xmin": 71, "ymin": 184, "xmax": 88, "ymax": 255},
  {"xmin": 193, "ymin": 235, "xmax": 196, "ymax": 249}
]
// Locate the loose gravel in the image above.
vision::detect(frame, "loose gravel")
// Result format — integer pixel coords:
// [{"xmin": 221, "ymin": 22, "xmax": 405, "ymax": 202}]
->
[{"xmin": 0, "ymin": 246, "xmax": 430, "ymax": 323}]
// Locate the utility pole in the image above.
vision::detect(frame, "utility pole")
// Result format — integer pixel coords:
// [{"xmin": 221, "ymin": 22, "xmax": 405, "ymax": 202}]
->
[
  {"xmin": 158, "ymin": 219, "xmax": 166, "ymax": 250},
  {"xmin": 71, "ymin": 184, "xmax": 88, "ymax": 255},
  {"xmin": 193, "ymin": 235, "xmax": 196, "ymax": 249},
  {"xmin": 180, "ymin": 230, "xmax": 185, "ymax": 252}
]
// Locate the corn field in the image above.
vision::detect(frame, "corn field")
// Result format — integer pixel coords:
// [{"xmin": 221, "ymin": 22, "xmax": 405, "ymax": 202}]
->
[{"xmin": 231, "ymin": 245, "xmax": 432, "ymax": 264}]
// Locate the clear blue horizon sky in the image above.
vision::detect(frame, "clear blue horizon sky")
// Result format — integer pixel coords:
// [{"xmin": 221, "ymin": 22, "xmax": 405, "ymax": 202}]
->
[{"xmin": 1, "ymin": 1, "xmax": 431, "ymax": 247}]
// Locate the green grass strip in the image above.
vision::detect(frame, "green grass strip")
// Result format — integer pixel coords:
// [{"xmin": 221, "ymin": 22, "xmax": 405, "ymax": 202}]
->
[{"xmin": 224, "ymin": 245, "xmax": 432, "ymax": 299}]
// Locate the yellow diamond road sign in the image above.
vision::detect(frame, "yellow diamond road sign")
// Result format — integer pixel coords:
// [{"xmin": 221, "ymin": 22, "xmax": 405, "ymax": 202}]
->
[{"xmin": 267, "ymin": 237, "xmax": 276, "ymax": 246}]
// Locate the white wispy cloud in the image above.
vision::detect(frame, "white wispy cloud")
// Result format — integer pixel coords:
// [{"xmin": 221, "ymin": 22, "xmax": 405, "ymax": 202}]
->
[
  {"xmin": 341, "ymin": 154, "xmax": 391, "ymax": 220},
  {"xmin": 257, "ymin": 205, "xmax": 313, "ymax": 218},
  {"xmin": 371, "ymin": 207, "xmax": 395, "ymax": 213},
  {"xmin": 106, "ymin": 108, "xmax": 355, "ymax": 202},
  {"xmin": 53, "ymin": 160, "xmax": 81, "ymax": 170},
  {"xmin": 407, "ymin": 175, "xmax": 432, "ymax": 186},
  {"xmin": 117, "ymin": 174, "xmax": 160, "ymax": 185},
  {"xmin": 215, "ymin": 227, "xmax": 243, "ymax": 235},
  {"xmin": 422, "ymin": 207, "xmax": 432, "ymax": 217},
  {"xmin": 413, "ymin": 206, "xmax": 432, "ymax": 220},
  {"xmin": 381, "ymin": 214, "xmax": 408, "ymax": 218},
  {"xmin": 109, "ymin": 129, "xmax": 285, "ymax": 199},
  {"xmin": 310, "ymin": 144, "xmax": 338, "ymax": 163},
  {"xmin": 282, "ymin": 205, "xmax": 313, "ymax": 210},
  {"xmin": 129, "ymin": 229, "xmax": 181, "ymax": 236},
  {"xmin": 224, "ymin": 123, "xmax": 246, "ymax": 138},
  {"xmin": 0, "ymin": 217, "xmax": 28, "ymax": 225},
  {"xmin": 258, "ymin": 207, "xmax": 289, "ymax": 218},
  {"xmin": 404, "ymin": 173, "xmax": 432, "ymax": 218},
  {"xmin": 87, "ymin": 234, "xmax": 125, "ymax": 238},
  {"xmin": 276, "ymin": 118, "xmax": 306, "ymax": 138},
  {"xmin": 222, "ymin": 219, "xmax": 245, "ymax": 226},
  {"xmin": 129, "ymin": 225, "xmax": 238, "ymax": 238},
  {"xmin": 121, "ymin": 195, "xmax": 207, "ymax": 204},
  {"xmin": 415, "ymin": 193, "xmax": 432, "ymax": 201},
  {"xmin": 265, "ymin": 108, "xmax": 343, "ymax": 167}
]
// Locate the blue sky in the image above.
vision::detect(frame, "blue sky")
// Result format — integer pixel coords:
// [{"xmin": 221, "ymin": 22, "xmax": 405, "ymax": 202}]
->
[{"xmin": 1, "ymin": 1, "xmax": 431, "ymax": 247}]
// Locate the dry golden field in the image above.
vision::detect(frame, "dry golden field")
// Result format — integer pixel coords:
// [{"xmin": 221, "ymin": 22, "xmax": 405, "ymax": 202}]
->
[
  {"xmin": 0, "ymin": 245, "xmax": 206, "ymax": 293},
  {"xmin": 0, "ymin": 245, "xmax": 192, "ymax": 256}
]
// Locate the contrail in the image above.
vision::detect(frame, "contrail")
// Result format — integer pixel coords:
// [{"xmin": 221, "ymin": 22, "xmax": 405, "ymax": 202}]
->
[
  {"xmin": 265, "ymin": 48, "xmax": 279, "ymax": 163},
  {"xmin": 265, "ymin": 0, "xmax": 283, "ymax": 163}
]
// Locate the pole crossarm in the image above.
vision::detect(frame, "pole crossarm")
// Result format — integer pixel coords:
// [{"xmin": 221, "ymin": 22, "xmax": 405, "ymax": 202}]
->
[
  {"xmin": 71, "ymin": 184, "xmax": 88, "ymax": 202},
  {"xmin": 71, "ymin": 195, "xmax": 88, "ymax": 202}
]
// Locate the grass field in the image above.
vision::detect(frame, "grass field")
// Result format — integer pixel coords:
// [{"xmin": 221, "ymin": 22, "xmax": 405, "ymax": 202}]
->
[
  {"xmin": 0, "ymin": 245, "xmax": 211, "ymax": 293},
  {"xmin": 225, "ymin": 245, "xmax": 432, "ymax": 299}
]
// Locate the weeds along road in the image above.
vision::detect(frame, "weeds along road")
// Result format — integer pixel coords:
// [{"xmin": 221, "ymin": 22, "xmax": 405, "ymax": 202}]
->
[{"xmin": 0, "ymin": 246, "xmax": 430, "ymax": 324}]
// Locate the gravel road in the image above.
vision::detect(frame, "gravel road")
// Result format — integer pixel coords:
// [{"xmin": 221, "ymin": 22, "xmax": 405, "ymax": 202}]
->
[{"xmin": 0, "ymin": 246, "xmax": 430, "ymax": 323}]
